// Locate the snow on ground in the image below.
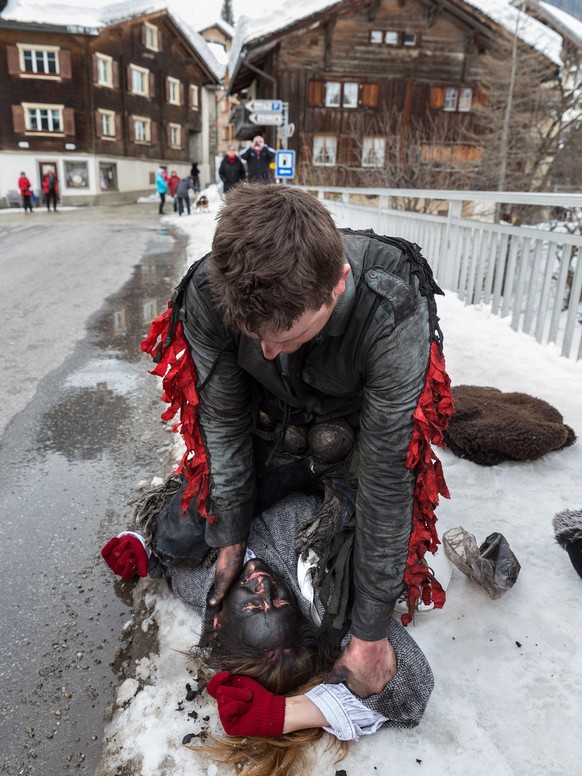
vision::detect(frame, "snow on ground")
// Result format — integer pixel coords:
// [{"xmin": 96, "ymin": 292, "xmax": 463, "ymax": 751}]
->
[{"xmin": 98, "ymin": 194, "xmax": 582, "ymax": 776}]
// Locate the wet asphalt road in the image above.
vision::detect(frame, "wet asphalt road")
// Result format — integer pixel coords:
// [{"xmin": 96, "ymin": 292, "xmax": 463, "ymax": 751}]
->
[{"xmin": 0, "ymin": 205, "xmax": 186, "ymax": 774}]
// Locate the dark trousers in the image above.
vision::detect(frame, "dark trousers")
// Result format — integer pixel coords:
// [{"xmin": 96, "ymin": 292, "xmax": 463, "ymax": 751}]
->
[
  {"xmin": 177, "ymin": 197, "xmax": 191, "ymax": 216},
  {"xmin": 45, "ymin": 191, "xmax": 57, "ymax": 211},
  {"xmin": 158, "ymin": 193, "xmax": 166, "ymax": 214},
  {"xmin": 22, "ymin": 196, "xmax": 33, "ymax": 212}
]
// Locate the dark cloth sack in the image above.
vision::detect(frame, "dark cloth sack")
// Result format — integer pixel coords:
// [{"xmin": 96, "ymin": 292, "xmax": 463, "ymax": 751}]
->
[
  {"xmin": 553, "ymin": 509, "xmax": 582, "ymax": 580},
  {"xmin": 444, "ymin": 386, "xmax": 576, "ymax": 466},
  {"xmin": 443, "ymin": 526, "xmax": 521, "ymax": 599}
]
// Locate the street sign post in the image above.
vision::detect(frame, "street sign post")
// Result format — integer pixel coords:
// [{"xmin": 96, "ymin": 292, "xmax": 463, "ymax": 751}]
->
[
  {"xmin": 245, "ymin": 99, "xmax": 282, "ymax": 113},
  {"xmin": 275, "ymin": 149, "xmax": 295, "ymax": 179},
  {"xmin": 248, "ymin": 112, "xmax": 283, "ymax": 126}
]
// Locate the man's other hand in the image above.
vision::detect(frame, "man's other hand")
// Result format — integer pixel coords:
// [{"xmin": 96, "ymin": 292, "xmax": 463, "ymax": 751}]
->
[
  {"xmin": 326, "ymin": 635, "xmax": 397, "ymax": 698},
  {"xmin": 208, "ymin": 541, "xmax": 246, "ymax": 607}
]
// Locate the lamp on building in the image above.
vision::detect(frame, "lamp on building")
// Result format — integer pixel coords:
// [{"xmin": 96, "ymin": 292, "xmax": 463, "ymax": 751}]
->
[
  {"xmin": 18, "ymin": 141, "xmax": 30, "ymax": 149},
  {"xmin": 65, "ymin": 143, "xmax": 76, "ymax": 150}
]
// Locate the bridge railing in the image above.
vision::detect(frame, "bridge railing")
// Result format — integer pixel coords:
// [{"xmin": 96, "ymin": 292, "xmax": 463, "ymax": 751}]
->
[{"xmin": 297, "ymin": 186, "xmax": 582, "ymax": 361}]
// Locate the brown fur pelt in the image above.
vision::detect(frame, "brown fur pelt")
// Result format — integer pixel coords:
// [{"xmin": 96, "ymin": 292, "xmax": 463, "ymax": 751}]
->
[{"xmin": 443, "ymin": 386, "xmax": 576, "ymax": 466}]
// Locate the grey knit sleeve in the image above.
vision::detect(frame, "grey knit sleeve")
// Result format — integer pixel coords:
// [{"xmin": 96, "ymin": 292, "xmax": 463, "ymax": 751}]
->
[{"xmin": 356, "ymin": 618, "xmax": 434, "ymax": 728}]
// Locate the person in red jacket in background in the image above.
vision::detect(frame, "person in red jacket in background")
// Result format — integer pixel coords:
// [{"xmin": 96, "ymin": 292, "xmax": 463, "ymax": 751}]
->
[
  {"xmin": 42, "ymin": 170, "xmax": 59, "ymax": 212},
  {"xmin": 167, "ymin": 170, "xmax": 181, "ymax": 212},
  {"xmin": 18, "ymin": 172, "xmax": 34, "ymax": 213}
]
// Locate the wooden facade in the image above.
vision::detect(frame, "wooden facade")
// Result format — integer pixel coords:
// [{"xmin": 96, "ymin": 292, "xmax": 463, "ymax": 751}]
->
[
  {"xmin": 0, "ymin": 9, "xmax": 219, "ymax": 203},
  {"xmin": 228, "ymin": 0, "xmax": 557, "ymax": 186}
]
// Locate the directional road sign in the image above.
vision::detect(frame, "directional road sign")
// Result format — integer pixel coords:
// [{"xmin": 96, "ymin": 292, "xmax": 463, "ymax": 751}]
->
[
  {"xmin": 245, "ymin": 99, "xmax": 282, "ymax": 113},
  {"xmin": 276, "ymin": 149, "xmax": 295, "ymax": 179},
  {"xmin": 248, "ymin": 112, "xmax": 283, "ymax": 126}
]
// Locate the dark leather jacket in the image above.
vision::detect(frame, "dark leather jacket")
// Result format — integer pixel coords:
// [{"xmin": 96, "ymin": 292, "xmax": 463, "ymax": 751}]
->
[{"xmin": 181, "ymin": 230, "xmax": 436, "ymax": 640}]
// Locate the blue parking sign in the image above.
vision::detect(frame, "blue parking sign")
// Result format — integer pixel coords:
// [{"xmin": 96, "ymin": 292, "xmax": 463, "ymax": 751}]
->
[{"xmin": 276, "ymin": 150, "xmax": 295, "ymax": 179}]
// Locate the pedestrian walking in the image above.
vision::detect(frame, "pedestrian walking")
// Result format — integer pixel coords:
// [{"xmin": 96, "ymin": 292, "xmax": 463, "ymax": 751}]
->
[
  {"xmin": 18, "ymin": 172, "xmax": 34, "ymax": 213},
  {"xmin": 42, "ymin": 170, "xmax": 59, "ymax": 211},
  {"xmin": 175, "ymin": 176, "xmax": 197, "ymax": 216},
  {"xmin": 156, "ymin": 166, "xmax": 168, "ymax": 214}
]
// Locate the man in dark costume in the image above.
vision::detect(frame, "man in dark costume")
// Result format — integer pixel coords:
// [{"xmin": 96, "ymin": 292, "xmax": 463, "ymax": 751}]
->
[{"xmin": 141, "ymin": 184, "xmax": 452, "ymax": 697}]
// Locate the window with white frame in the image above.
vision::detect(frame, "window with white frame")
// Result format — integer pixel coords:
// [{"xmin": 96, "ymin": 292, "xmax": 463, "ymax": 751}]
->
[
  {"xmin": 167, "ymin": 77, "xmax": 181, "ymax": 105},
  {"xmin": 133, "ymin": 115, "xmax": 151, "ymax": 142},
  {"xmin": 443, "ymin": 87, "xmax": 459, "ymax": 112},
  {"xmin": 342, "ymin": 83, "xmax": 358, "ymax": 108},
  {"xmin": 169, "ymin": 123, "xmax": 181, "ymax": 147},
  {"xmin": 362, "ymin": 137, "xmax": 385, "ymax": 167},
  {"xmin": 130, "ymin": 64, "xmax": 149, "ymax": 96},
  {"xmin": 99, "ymin": 109, "xmax": 116, "ymax": 137},
  {"xmin": 385, "ymin": 31, "xmax": 399, "ymax": 45},
  {"xmin": 458, "ymin": 87, "xmax": 473, "ymax": 112},
  {"xmin": 24, "ymin": 103, "xmax": 63, "ymax": 132},
  {"xmin": 403, "ymin": 33, "xmax": 417, "ymax": 46},
  {"xmin": 190, "ymin": 84, "xmax": 199, "ymax": 110},
  {"xmin": 96, "ymin": 53, "xmax": 113, "ymax": 87},
  {"xmin": 325, "ymin": 82, "xmax": 341, "ymax": 107},
  {"xmin": 19, "ymin": 44, "xmax": 59, "ymax": 74},
  {"xmin": 313, "ymin": 135, "xmax": 337, "ymax": 165},
  {"xmin": 370, "ymin": 30, "xmax": 383, "ymax": 44},
  {"xmin": 144, "ymin": 22, "xmax": 159, "ymax": 52}
]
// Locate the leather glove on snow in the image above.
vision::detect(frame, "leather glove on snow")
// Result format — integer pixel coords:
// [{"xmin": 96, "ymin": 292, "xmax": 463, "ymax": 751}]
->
[{"xmin": 207, "ymin": 671, "xmax": 285, "ymax": 737}]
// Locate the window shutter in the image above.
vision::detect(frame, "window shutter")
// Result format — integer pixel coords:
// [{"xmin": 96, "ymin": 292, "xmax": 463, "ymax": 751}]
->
[
  {"xmin": 166, "ymin": 124, "xmax": 172, "ymax": 145},
  {"xmin": 149, "ymin": 72, "xmax": 155, "ymax": 98},
  {"xmin": 308, "ymin": 80, "xmax": 325, "ymax": 107},
  {"xmin": 141, "ymin": 24, "xmax": 147, "ymax": 46},
  {"xmin": 164, "ymin": 77, "xmax": 169, "ymax": 101},
  {"xmin": 7, "ymin": 45, "xmax": 20, "ymax": 75},
  {"xmin": 95, "ymin": 110, "xmax": 102, "ymax": 138},
  {"xmin": 361, "ymin": 83, "xmax": 379, "ymax": 108},
  {"xmin": 63, "ymin": 108, "xmax": 75, "ymax": 136},
  {"xmin": 129, "ymin": 116, "xmax": 135, "ymax": 140},
  {"xmin": 150, "ymin": 121, "xmax": 158, "ymax": 144},
  {"xmin": 92, "ymin": 54, "xmax": 99, "ymax": 83},
  {"xmin": 179, "ymin": 82, "xmax": 184, "ymax": 106},
  {"xmin": 475, "ymin": 87, "xmax": 489, "ymax": 107},
  {"xmin": 115, "ymin": 113, "xmax": 122, "ymax": 138},
  {"xmin": 158, "ymin": 30, "xmax": 163, "ymax": 51},
  {"xmin": 12, "ymin": 105, "xmax": 25, "ymax": 133},
  {"xmin": 60, "ymin": 50, "xmax": 72, "ymax": 79},
  {"xmin": 112, "ymin": 61, "xmax": 119, "ymax": 88},
  {"xmin": 429, "ymin": 86, "xmax": 444, "ymax": 110},
  {"xmin": 127, "ymin": 65, "xmax": 132, "ymax": 92}
]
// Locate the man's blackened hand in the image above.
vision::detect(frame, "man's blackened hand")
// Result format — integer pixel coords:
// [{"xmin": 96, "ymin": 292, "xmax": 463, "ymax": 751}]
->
[
  {"xmin": 326, "ymin": 636, "xmax": 397, "ymax": 698},
  {"xmin": 208, "ymin": 542, "xmax": 246, "ymax": 607}
]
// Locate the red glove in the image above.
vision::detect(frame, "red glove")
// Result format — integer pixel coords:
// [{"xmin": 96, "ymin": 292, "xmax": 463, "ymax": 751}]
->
[
  {"xmin": 207, "ymin": 671, "xmax": 285, "ymax": 737},
  {"xmin": 101, "ymin": 534, "xmax": 148, "ymax": 580}
]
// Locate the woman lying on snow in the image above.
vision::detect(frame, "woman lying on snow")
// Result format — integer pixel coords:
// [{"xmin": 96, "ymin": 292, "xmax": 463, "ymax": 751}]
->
[{"xmin": 102, "ymin": 488, "xmax": 434, "ymax": 776}]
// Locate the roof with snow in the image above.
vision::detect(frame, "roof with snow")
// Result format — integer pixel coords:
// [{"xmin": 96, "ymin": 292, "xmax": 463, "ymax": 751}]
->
[
  {"xmin": 228, "ymin": 0, "xmax": 564, "ymax": 89},
  {"xmin": 199, "ymin": 17, "xmax": 235, "ymax": 39},
  {"xmin": 0, "ymin": 0, "xmax": 223, "ymax": 81}
]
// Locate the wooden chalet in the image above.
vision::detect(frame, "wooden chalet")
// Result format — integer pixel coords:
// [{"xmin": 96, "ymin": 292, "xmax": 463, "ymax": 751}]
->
[
  {"xmin": 227, "ymin": 0, "xmax": 561, "ymax": 187},
  {"xmin": 0, "ymin": 1, "xmax": 221, "ymax": 205}
]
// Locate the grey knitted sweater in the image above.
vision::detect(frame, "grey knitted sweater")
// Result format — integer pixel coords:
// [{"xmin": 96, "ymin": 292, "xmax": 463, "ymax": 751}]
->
[{"xmin": 160, "ymin": 493, "xmax": 434, "ymax": 728}]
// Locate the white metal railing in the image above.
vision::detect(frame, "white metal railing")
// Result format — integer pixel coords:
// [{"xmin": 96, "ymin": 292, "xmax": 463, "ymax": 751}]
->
[{"xmin": 297, "ymin": 186, "xmax": 582, "ymax": 361}]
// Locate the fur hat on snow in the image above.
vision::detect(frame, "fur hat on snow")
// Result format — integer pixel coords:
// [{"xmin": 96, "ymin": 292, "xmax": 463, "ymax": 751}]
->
[
  {"xmin": 444, "ymin": 386, "xmax": 575, "ymax": 466},
  {"xmin": 553, "ymin": 509, "xmax": 582, "ymax": 580}
]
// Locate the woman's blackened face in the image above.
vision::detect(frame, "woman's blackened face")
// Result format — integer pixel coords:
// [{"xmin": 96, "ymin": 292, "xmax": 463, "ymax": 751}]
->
[{"xmin": 219, "ymin": 559, "xmax": 299, "ymax": 650}]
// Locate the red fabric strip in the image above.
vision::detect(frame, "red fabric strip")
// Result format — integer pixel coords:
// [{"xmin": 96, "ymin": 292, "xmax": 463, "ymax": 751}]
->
[
  {"xmin": 402, "ymin": 341, "xmax": 453, "ymax": 625},
  {"xmin": 141, "ymin": 306, "xmax": 216, "ymax": 522}
]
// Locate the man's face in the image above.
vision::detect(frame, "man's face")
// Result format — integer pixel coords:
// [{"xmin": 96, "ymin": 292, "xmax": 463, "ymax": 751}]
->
[
  {"xmin": 256, "ymin": 263, "xmax": 351, "ymax": 360},
  {"xmin": 253, "ymin": 136, "xmax": 264, "ymax": 149},
  {"xmin": 258, "ymin": 302, "xmax": 335, "ymax": 360},
  {"xmin": 218, "ymin": 559, "xmax": 299, "ymax": 650}
]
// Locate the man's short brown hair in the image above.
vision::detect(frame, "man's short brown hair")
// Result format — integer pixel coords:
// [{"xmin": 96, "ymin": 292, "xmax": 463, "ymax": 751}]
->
[{"xmin": 209, "ymin": 183, "xmax": 345, "ymax": 335}]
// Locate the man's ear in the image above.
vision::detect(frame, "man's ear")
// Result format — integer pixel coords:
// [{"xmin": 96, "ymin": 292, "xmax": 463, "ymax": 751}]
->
[{"xmin": 331, "ymin": 264, "xmax": 351, "ymax": 300}]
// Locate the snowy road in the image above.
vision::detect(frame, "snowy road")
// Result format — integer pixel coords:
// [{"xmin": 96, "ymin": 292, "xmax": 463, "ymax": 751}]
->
[{"xmin": 0, "ymin": 205, "xmax": 187, "ymax": 775}]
